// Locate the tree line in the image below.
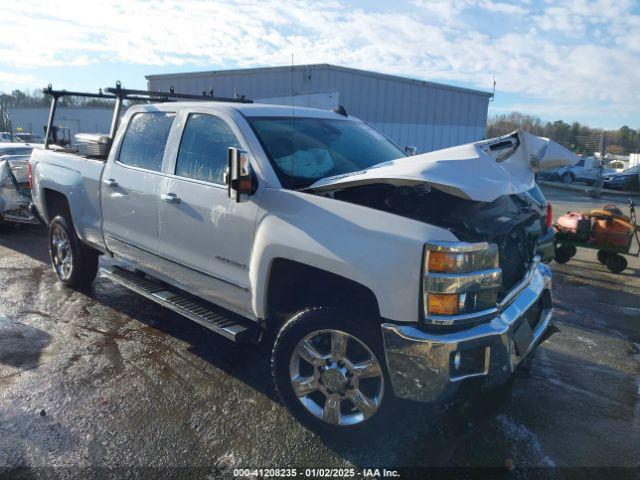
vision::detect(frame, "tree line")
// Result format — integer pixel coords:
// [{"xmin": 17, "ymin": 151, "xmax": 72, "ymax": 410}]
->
[
  {"xmin": 487, "ymin": 112, "xmax": 639, "ymax": 156},
  {"xmin": 1, "ymin": 90, "xmax": 638, "ymax": 154},
  {"xmin": 0, "ymin": 88, "xmax": 113, "ymax": 108},
  {"xmin": 0, "ymin": 89, "xmax": 134, "ymax": 132}
]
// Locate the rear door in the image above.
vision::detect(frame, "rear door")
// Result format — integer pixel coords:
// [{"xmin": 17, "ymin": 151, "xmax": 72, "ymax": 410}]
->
[
  {"xmin": 101, "ymin": 110, "xmax": 175, "ymax": 268},
  {"xmin": 157, "ymin": 110, "xmax": 257, "ymax": 314}
]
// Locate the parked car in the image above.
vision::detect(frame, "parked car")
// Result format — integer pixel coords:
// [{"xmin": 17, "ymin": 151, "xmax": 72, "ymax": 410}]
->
[
  {"xmin": 554, "ymin": 156, "xmax": 614, "ymax": 185},
  {"xmin": 0, "ymin": 132, "xmax": 13, "ymax": 143},
  {"xmin": 603, "ymin": 165, "xmax": 640, "ymax": 191},
  {"xmin": 0, "ymin": 143, "xmax": 42, "ymax": 225},
  {"xmin": 14, "ymin": 132, "xmax": 45, "ymax": 144},
  {"xmin": 31, "ymin": 95, "xmax": 576, "ymax": 433}
]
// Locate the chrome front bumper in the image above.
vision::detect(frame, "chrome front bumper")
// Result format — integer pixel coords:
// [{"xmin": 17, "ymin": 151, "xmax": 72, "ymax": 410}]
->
[{"xmin": 381, "ymin": 262, "xmax": 553, "ymax": 402}]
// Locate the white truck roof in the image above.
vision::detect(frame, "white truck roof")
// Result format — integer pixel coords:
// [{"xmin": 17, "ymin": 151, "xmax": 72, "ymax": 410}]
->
[{"xmin": 137, "ymin": 101, "xmax": 353, "ymax": 120}]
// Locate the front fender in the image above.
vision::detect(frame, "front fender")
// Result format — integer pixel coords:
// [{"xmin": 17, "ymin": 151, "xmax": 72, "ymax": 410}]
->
[{"xmin": 249, "ymin": 189, "xmax": 459, "ymax": 322}]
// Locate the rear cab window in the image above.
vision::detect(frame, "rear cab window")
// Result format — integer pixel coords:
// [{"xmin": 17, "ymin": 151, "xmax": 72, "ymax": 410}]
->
[{"xmin": 118, "ymin": 112, "xmax": 175, "ymax": 171}]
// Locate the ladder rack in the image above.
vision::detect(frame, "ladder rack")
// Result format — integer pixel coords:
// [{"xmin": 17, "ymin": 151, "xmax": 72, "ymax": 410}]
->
[{"xmin": 42, "ymin": 81, "xmax": 252, "ymax": 148}]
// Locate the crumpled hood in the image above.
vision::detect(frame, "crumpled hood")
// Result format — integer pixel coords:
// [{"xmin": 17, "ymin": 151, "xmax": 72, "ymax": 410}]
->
[{"xmin": 306, "ymin": 130, "xmax": 578, "ymax": 202}]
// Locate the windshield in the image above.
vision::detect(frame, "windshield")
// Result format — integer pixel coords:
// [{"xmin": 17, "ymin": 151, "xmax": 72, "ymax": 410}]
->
[{"xmin": 247, "ymin": 116, "xmax": 405, "ymax": 189}]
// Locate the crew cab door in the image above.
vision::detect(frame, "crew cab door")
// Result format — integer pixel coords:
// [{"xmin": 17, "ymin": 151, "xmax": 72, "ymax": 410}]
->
[
  {"xmin": 101, "ymin": 111, "xmax": 175, "ymax": 267},
  {"xmin": 157, "ymin": 110, "xmax": 257, "ymax": 315}
]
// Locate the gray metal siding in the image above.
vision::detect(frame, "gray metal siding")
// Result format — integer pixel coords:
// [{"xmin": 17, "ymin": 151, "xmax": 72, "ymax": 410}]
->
[
  {"xmin": 148, "ymin": 65, "xmax": 490, "ymax": 152},
  {"xmin": 8, "ymin": 107, "xmax": 114, "ymax": 142}
]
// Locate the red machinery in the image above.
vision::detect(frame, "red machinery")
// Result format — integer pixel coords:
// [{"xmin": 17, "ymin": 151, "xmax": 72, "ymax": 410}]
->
[{"xmin": 554, "ymin": 200, "xmax": 639, "ymax": 274}]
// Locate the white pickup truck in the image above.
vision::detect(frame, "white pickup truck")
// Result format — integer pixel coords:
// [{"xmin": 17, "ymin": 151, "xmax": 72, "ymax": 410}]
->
[
  {"xmin": 30, "ymin": 90, "xmax": 576, "ymax": 433},
  {"xmin": 553, "ymin": 156, "xmax": 614, "ymax": 185}
]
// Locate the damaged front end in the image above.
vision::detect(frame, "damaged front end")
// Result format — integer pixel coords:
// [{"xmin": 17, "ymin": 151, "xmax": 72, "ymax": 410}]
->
[
  {"xmin": 326, "ymin": 182, "xmax": 554, "ymax": 300},
  {"xmin": 304, "ymin": 131, "xmax": 576, "ymax": 402},
  {"xmin": 307, "ymin": 130, "xmax": 575, "ymax": 306}
]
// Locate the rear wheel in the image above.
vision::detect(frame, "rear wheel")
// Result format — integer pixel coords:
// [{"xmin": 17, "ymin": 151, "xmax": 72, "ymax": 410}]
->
[
  {"xmin": 49, "ymin": 215, "xmax": 98, "ymax": 288},
  {"xmin": 272, "ymin": 307, "xmax": 390, "ymax": 436},
  {"xmin": 605, "ymin": 254, "xmax": 627, "ymax": 274}
]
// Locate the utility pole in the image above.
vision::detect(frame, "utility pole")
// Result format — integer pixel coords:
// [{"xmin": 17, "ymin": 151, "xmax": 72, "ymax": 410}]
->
[{"xmin": 592, "ymin": 134, "xmax": 606, "ymax": 197}]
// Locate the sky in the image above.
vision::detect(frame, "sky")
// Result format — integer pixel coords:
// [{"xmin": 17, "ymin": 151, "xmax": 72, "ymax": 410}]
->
[{"xmin": 1, "ymin": 0, "xmax": 639, "ymax": 129}]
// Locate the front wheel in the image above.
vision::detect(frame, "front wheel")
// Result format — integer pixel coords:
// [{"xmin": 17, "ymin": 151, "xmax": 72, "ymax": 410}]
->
[
  {"xmin": 554, "ymin": 244, "xmax": 576, "ymax": 264},
  {"xmin": 49, "ymin": 215, "xmax": 98, "ymax": 288},
  {"xmin": 561, "ymin": 173, "xmax": 574, "ymax": 184},
  {"xmin": 271, "ymin": 307, "xmax": 390, "ymax": 435},
  {"xmin": 597, "ymin": 250, "xmax": 609, "ymax": 265}
]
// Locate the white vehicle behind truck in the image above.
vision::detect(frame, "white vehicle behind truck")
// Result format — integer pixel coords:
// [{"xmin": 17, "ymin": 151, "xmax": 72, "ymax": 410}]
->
[
  {"xmin": 30, "ymin": 84, "xmax": 577, "ymax": 434},
  {"xmin": 0, "ymin": 143, "xmax": 43, "ymax": 225},
  {"xmin": 553, "ymin": 156, "xmax": 614, "ymax": 185}
]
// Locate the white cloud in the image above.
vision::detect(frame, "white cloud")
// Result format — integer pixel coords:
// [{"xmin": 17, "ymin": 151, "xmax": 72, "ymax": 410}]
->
[
  {"xmin": 0, "ymin": 0, "xmax": 638, "ymax": 125},
  {"xmin": 0, "ymin": 71, "xmax": 44, "ymax": 90}
]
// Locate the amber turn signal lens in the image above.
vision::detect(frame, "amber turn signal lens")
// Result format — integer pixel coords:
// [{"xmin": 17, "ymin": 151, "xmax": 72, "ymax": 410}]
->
[
  {"xmin": 428, "ymin": 251, "xmax": 462, "ymax": 273},
  {"xmin": 428, "ymin": 293, "xmax": 460, "ymax": 315}
]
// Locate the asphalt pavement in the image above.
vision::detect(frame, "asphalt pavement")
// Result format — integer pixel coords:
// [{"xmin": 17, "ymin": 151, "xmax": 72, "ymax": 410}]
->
[{"xmin": 0, "ymin": 188, "xmax": 638, "ymax": 478}]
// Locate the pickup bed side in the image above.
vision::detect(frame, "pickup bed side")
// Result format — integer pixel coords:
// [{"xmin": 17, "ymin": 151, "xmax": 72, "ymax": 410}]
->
[{"xmin": 31, "ymin": 149, "xmax": 106, "ymax": 250}]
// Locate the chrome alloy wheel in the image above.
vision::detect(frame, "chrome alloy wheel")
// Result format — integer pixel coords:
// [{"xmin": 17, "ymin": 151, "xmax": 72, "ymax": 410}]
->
[
  {"xmin": 51, "ymin": 224, "xmax": 73, "ymax": 280},
  {"xmin": 289, "ymin": 329, "xmax": 384, "ymax": 426}
]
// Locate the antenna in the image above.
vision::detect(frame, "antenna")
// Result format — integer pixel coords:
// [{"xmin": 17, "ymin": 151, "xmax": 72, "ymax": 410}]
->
[
  {"xmin": 290, "ymin": 53, "xmax": 295, "ymax": 177},
  {"xmin": 490, "ymin": 74, "xmax": 496, "ymax": 102}
]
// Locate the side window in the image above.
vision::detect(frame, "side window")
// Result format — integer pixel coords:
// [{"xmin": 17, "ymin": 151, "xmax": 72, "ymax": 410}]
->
[
  {"xmin": 175, "ymin": 113, "xmax": 240, "ymax": 184},
  {"xmin": 118, "ymin": 112, "xmax": 175, "ymax": 171},
  {"xmin": 576, "ymin": 159, "xmax": 585, "ymax": 167}
]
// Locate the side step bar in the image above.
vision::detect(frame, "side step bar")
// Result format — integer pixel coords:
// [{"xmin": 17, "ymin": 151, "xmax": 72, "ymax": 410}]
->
[{"xmin": 100, "ymin": 266, "xmax": 260, "ymax": 343}]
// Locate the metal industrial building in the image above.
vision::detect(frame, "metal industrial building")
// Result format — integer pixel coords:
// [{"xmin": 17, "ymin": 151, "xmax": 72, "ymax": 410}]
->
[
  {"xmin": 7, "ymin": 107, "xmax": 114, "ymax": 142},
  {"xmin": 146, "ymin": 64, "xmax": 493, "ymax": 153}
]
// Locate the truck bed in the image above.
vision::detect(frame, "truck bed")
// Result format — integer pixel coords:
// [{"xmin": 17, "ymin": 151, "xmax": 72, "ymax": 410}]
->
[{"xmin": 30, "ymin": 148, "xmax": 107, "ymax": 249}]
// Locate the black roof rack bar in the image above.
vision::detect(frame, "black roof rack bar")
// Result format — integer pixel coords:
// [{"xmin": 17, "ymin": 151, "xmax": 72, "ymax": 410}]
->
[
  {"xmin": 42, "ymin": 84, "xmax": 116, "ymax": 100},
  {"xmin": 104, "ymin": 84, "xmax": 253, "ymax": 103},
  {"xmin": 42, "ymin": 81, "xmax": 253, "ymax": 149}
]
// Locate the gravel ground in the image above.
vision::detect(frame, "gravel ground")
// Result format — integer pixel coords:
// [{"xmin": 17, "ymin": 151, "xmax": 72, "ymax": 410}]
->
[{"xmin": 0, "ymin": 188, "xmax": 638, "ymax": 478}]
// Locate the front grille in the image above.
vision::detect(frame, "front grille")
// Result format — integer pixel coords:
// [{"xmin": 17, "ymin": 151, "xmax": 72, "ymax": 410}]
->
[
  {"xmin": 497, "ymin": 229, "xmax": 537, "ymax": 297},
  {"xmin": 523, "ymin": 299, "xmax": 542, "ymax": 330}
]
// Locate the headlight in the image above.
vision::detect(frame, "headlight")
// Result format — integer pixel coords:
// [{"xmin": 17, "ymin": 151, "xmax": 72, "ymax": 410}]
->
[{"xmin": 423, "ymin": 242, "xmax": 501, "ymax": 322}]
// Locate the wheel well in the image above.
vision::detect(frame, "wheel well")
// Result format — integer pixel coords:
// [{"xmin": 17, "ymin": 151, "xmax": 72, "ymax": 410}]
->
[
  {"xmin": 43, "ymin": 189, "xmax": 71, "ymax": 224},
  {"xmin": 265, "ymin": 258, "xmax": 380, "ymax": 329}
]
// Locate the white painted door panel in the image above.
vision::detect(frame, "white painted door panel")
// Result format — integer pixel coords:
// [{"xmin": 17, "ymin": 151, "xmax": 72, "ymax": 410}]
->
[{"xmin": 157, "ymin": 176, "xmax": 257, "ymax": 313}]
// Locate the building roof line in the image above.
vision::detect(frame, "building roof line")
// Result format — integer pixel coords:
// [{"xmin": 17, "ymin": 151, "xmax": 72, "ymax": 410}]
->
[{"xmin": 145, "ymin": 63, "xmax": 494, "ymax": 98}]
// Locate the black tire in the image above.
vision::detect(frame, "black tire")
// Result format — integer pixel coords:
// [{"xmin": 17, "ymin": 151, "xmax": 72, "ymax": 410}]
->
[
  {"xmin": 554, "ymin": 244, "xmax": 576, "ymax": 264},
  {"xmin": 271, "ymin": 307, "xmax": 392, "ymax": 437},
  {"xmin": 561, "ymin": 173, "xmax": 574, "ymax": 185},
  {"xmin": 606, "ymin": 254, "xmax": 627, "ymax": 274},
  {"xmin": 48, "ymin": 215, "xmax": 98, "ymax": 288},
  {"xmin": 597, "ymin": 250, "xmax": 610, "ymax": 265}
]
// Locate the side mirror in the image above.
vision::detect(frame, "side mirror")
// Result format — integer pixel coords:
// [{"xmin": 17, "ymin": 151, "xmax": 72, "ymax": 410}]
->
[
  {"xmin": 227, "ymin": 147, "xmax": 257, "ymax": 202},
  {"xmin": 404, "ymin": 145, "xmax": 417, "ymax": 156}
]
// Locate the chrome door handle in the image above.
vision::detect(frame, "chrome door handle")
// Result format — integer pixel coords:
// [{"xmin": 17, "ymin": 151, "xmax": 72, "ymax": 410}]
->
[
  {"xmin": 161, "ymin": 193, "xmax": 180, "ymax": 204},
  {"xmin": 104, "ymin": 178, "xmax": 118, "ymax": 188}
]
